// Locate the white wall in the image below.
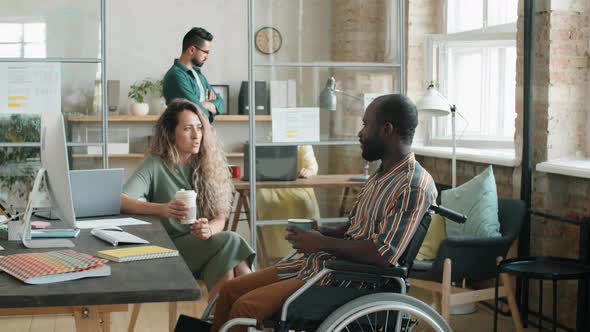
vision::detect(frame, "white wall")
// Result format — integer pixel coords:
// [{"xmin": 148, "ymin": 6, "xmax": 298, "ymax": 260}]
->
[{"xmin": 107, "ymin": 0, "xmax": 249, "ymax": 116}]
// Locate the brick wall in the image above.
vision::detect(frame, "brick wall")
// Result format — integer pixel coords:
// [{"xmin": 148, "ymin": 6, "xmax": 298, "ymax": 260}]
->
[
  {"xmin": 409, "ymin": 0, "xmax": 590, "ymax": 329},
  {"xmin": 330, "ymin": 0, "xmax": 390, "ymax": 174},
  {"xmin": 406, "ymin": 0, "xmax": 443, "ymax": 143}
]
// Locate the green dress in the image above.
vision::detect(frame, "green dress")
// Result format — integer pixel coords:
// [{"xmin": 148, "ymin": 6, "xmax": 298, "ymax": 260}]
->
[{"xmin": 123, "ymin": 155, "xmax": 255, "ymax": 289}]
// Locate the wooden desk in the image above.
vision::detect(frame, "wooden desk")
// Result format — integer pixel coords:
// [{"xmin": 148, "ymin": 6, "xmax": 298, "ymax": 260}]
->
[
  {"xmin": 0, "ymin": 216, "xmax": 199, "ymax": 332},
  {"xmin": 229, "ymin": 175, "xmax": 366, "ymax": 232}
]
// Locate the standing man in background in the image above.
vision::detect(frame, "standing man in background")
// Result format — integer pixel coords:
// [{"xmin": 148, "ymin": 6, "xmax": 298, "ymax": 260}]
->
[{"xmin": 163, "ymin": 27, "xmax": 224, "ymax": 123}]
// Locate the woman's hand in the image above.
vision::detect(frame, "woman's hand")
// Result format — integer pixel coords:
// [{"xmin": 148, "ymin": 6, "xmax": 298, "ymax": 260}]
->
[
  {"xmin": 299, "ymin": 168, "xmax": 314, "ymax": 178},
  {"xmin": 191, "ymin": 218, "xmax": 214, "ymax": 240},
  {"xmin": 161, "ymin": 200, "xmax": 189, "ymax": 219}
]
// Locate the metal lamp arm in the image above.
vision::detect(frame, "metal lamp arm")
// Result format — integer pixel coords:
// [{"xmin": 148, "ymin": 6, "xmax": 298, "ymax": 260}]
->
[{"xmin": 333, "ymin": 88, "xmax": 364, "ymax": 101}]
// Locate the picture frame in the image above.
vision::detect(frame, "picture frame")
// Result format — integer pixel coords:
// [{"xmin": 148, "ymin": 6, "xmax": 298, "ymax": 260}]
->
[{"xmin": 211, "ymin": 84, "xmax": 230, "ymax": 115}]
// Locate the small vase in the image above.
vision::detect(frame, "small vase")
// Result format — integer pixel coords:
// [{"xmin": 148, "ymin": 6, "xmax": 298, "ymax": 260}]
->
[{"xmin": 130, "ymin": 102, "xmax": 149, "ymax": 116}]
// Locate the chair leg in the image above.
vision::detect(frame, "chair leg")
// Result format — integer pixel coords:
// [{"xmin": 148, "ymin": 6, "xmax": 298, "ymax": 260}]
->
[
  {"xmin": 100, "ymin": 312, "xmax": 111, "ymax": 332},
  {"xmin": 441, "ymin": 258, "xmax": 452, "ymax": 322},
  {"xmin": 432, "ymin": 291, "xmax": 441, "ymax": 312},
  {"xmin": 500, "ymin": 272, "xmax": 524, "ymax": 332},
  {"xmin": 127, "ymin": 304, "xmax": 141, "ymax": 332},
  {"xmin": 169, "ymin": 302, "xmax": 178, "ymax": 332},
  {"xmin": 231, "ymin": 192, "xmax": 245, "ymax": 232}
]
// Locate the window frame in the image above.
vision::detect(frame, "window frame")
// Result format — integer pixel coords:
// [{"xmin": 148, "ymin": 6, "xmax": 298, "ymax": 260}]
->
[
  {"xmin": 423, "ymin": 1, "xmax": 517, "ymax": 149},
  {"xmin": 0, "ymin": 20, "xmax": 46, "ymax": 58}
]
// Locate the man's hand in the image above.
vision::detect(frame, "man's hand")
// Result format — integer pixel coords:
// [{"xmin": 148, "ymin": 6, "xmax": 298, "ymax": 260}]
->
[
  {"xmin": 191, "ymin": 218, "xmax": 213, "ymax": 240},
  {"xmin": 161, "ymin": 200, "xmax": 189, "ymax": 219},
  {"xmin": 206, "ymin": 89, "xmax": 217, "ymax": 101},
  {"xmin": 201, "ymin": 101, "xmax": 217, "ymax": 114},
  {"xmin": 286, "ymin": 227, "xmax": 324, "ymax": 254}
]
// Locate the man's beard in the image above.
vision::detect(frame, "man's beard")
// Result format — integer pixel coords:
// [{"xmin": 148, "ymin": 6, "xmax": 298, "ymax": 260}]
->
[
  {"xmin": 361, "ymin": 140, "xmax": 383, "ymax": 162},
  {"xmin": 191, "ymin": 58, "xmax": 203, "ymax": 67}
]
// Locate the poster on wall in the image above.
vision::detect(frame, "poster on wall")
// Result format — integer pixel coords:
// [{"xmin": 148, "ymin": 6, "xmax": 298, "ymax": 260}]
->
[
  {"xmin": 271, "ymin": 107, "xmax": 319, "ymax": 142},
  {"xmin": 0, "ymin": 62, "xmax": 61, "ymax": 113}
]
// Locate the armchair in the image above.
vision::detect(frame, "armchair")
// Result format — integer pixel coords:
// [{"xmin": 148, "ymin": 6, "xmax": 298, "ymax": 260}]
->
[{"xmin": 409, "ymin": 197, "xmax": 526, "ymax": 331}]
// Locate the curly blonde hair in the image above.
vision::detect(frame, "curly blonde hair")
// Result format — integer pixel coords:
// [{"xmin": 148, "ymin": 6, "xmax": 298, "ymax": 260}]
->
[{"xmin": 148, "ymin": 98, "xmax": 233, "ymax": 218}]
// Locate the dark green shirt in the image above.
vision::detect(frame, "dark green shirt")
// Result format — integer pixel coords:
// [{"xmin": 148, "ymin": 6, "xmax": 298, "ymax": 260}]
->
[{"xmin": 162, "ymin": 59, "xmax": 224, "ymax": 123}]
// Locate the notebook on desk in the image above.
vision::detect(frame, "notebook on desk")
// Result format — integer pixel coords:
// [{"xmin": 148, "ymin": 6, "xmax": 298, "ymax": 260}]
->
[{"xmin": 97, "ymin": 245, "xmax": 178, "ymax": 263}]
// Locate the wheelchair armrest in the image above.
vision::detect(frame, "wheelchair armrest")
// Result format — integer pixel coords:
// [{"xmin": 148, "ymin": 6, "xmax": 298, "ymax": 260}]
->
[{"xmin": 326, "ymin": 260, "xmax": 408, "ymax": 278}]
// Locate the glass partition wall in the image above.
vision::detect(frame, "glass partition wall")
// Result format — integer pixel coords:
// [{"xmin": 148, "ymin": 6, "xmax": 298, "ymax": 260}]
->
[
  {"xmin": 0, "ymin": 0, "xmax": 107, "ymax": 211},
  {"xmin": 247, "ymin": 0, "xmax": 405, "ymax": 267}
]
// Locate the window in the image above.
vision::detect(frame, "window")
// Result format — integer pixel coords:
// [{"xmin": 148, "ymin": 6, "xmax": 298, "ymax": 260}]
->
[
  {"xmin": 0, "ymin": 22, "xmax": 46, "ymax": 58},
  {"xmin": 425, "ymin": 0, "xmax": 517, "ymax": 149}
]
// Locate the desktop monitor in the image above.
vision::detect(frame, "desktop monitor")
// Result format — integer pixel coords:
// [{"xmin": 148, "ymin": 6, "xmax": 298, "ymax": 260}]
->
[
  {"xmin": 17, "ymin": 112, "xmax": 76, "ymax": 248},
  {"xmin": 40, "ymin": 111, "xmax": 77, "ymax": 228}
]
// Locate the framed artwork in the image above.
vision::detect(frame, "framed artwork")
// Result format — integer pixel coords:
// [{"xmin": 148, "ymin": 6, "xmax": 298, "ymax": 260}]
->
[{"xmin": 211, "ymin": 84, "xmax": 230, "ymax": 115}]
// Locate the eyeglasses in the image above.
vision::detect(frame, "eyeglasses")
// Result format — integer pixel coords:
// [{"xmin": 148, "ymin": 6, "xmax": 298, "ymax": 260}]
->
[{"xmin": 193, "ymin": 45, "xmax": 210, "ymax": 55}]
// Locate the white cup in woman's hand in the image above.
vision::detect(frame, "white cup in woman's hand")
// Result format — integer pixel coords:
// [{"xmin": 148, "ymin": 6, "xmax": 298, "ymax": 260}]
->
[{"xmin": 175, "ymin": 189, "xmax": 197, "ymax": 224}]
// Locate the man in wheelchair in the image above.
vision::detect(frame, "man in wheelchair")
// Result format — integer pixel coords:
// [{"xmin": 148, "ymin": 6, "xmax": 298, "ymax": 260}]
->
[{"xmin": 182, "ymin": 94, "xmax": 439, "ymax": 332}]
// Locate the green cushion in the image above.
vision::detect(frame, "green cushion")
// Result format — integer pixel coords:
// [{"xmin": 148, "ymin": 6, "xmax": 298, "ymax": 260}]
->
[{"xmin": 442, "ymin": 166, "xmax": 501, "ymax": 238}]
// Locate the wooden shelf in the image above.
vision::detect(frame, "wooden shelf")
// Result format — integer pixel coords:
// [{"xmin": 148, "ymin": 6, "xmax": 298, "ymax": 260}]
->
[
  {"xmin": 65, "ymin": 115, "xmax": 271, "ymax": 122},
  {"xmin": 73, "ymin": 152, "xmax": 244, "ymax": 159},
  {"xmin": 215, "ymin": 115, "xmax": 271, "ymax": 122},
  {"xmin": 73, "ymin": 153, "xmax": 145, "ymax": 159}
]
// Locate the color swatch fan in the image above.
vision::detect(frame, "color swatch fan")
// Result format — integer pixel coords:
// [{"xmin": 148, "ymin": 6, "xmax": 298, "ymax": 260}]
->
[{"xmin": 0, "ymin": 250, "xmax": 110, "ymax": 284}]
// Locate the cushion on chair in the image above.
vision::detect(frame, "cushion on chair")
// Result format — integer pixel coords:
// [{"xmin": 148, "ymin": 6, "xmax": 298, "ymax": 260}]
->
[
  {"xmin": 442, "ymin": 166, "xmax": 501, "ymax": 238},
  {"xmin": 416, "ymin": 213, "xmax": 446, "ymax": 260}
]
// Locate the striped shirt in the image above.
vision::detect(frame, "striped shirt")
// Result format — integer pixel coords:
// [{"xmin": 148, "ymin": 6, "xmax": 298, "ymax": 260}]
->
[{"xmin": 275, "ymin": 153, "xmax": 437, "ymax": 283}]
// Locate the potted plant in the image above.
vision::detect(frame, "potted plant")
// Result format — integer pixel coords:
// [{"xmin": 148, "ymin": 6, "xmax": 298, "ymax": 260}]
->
[{"xmin": 128, "ymin": 80, "xmax": 150, "ymax": 116}]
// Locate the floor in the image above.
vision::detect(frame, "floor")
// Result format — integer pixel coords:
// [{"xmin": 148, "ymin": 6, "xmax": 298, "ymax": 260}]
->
[{"xmin": 0, "ymin": 288, "xmax": 539, "ymax": 332}]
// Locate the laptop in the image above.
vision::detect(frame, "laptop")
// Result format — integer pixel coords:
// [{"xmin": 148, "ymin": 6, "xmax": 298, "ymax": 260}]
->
[
  {"xmin": 36, "ymin": 168, "xmax": 124, "ymax": 219},
  {"xmin": 242, "ymin": 144, "xmax": 298, "ymax": 181}
]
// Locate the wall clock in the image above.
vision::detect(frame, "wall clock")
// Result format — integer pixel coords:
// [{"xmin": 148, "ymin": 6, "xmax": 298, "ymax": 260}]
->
[{"xmin": 255, "ymin": 27, "xmax": 282, "ymax": 55}]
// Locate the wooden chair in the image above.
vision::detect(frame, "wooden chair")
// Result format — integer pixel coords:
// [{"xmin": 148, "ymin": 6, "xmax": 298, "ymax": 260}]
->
[{"xmin": 409, "ymin": 198, "xmax": 525, "ymax": 331}]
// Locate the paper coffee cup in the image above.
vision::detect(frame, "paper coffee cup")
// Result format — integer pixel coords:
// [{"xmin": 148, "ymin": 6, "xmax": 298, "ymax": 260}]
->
[
  {"xmin": 287, "ymin": 219, "xmax": 313, "ymax": 244},
  {"xmin": 175, "ymin": 189, "xmax": 197, "ymax": 224}
]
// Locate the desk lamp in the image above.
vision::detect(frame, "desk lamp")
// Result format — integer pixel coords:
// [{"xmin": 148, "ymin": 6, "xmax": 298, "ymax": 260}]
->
[
  {"xmin": 416, "ymin": 82, "xmax": 456, "ymax": 187},
  {"xmin": 319, "ymin": 77, "xmax": 369, "ymax": 182}
]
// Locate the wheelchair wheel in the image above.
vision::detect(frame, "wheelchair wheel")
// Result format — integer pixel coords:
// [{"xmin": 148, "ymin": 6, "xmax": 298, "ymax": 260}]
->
[{"xmin": 316, "ymin": 293, "xmax": 451, "ymax": 332}]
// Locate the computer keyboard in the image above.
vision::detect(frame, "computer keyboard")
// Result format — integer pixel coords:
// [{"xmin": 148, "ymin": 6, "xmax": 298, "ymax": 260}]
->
[{"xmin": 32, "ymin": 229, "xmax": 80, "ymax": 238}]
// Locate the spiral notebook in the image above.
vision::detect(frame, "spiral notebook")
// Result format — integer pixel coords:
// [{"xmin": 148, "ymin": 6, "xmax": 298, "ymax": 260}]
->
[{"xmin": 96, "ymin": 245, "xmax": 178, "ymax": 262}]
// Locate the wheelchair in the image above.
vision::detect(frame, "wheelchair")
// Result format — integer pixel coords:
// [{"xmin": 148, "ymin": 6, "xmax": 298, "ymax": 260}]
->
[{"xmin": 202, "ymin": 205, "xmax": 465, "ymax": 332}]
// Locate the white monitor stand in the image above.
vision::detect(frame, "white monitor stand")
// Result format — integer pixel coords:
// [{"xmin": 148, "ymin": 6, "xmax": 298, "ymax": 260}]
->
[{"xmin": 15, "ymin": 168, "xmax": 74, "ymax": 248}]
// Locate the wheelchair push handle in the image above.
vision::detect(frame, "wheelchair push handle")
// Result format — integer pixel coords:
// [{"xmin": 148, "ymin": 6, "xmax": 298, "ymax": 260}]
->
[{"xmin": 430, "ymin": 205, "xmax": 467, "ymax": 224}]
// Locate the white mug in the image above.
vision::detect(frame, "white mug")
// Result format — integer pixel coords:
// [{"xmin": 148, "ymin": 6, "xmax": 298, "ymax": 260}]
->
[{"xmin": 175, "ymin": 189, "xmax": 197, "ymax": 224}]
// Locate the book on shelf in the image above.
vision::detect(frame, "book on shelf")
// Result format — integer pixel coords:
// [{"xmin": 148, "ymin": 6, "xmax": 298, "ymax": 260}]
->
[
  {"xmin": 0, "ymin": 250, "xmax": 110, "ymax": 285},
  {"xmin": 97, "ymin": 245, "xmax": 178, "ymax": 263},
  {"xmin": 91, "ymin": 226, "xmax": 149, "ymax": 246}
]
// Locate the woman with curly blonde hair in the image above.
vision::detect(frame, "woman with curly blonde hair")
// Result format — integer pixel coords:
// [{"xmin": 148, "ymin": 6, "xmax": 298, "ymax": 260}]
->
[{"xmin": 121, "ymin": 98, "xmax": 254, "ymax": 300}]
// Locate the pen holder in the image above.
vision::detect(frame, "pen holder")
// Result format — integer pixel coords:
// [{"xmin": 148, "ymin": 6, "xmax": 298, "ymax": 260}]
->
[{"xmin": 8, "ymin": 219, "xmax": 23, "ymax": 241}]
